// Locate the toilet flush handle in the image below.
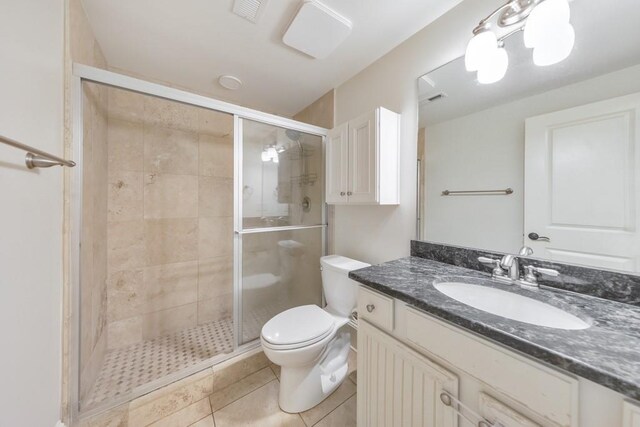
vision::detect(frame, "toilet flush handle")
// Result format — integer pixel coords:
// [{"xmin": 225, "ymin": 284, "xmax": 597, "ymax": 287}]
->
[{"xmin": 366, "ymin": 304, "xmax": 375, "ymax": 313}]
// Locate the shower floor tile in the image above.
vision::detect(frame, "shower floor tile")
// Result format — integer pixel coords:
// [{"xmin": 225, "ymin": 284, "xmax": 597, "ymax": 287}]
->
[
  {"xmin": 242, "ymin": 300, "xmax": 289, "ymax": 343},
  {"xmin": 83, "ymin": 317, "xmax": 234, "ymax": 410}
]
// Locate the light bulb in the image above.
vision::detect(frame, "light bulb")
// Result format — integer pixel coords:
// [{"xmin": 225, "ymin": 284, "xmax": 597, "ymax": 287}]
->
[
  {"xmin": 524, "ymin": 0, "xmax": 571, "ymax": 48},
  {"xmin": 532, "ymin": 23, "xmax": 575, "ymax": 66},
  {"xmin": 261, "ymin": 150, "xmax": 270, "ymax": 162},
  {"xmin": 267, "ymin": 146, "xmax": 278, "ymax": 160},
  {"xmin": 272, "ymin": 154, "xmax": 279, "ymax": 164},
  {"xmin": 465, "ymin": 30, "xmax": 498, "ymax": 72},
  {"xmin": 477, "ymin": 47, "xmax": 509, "ymax": 84}
]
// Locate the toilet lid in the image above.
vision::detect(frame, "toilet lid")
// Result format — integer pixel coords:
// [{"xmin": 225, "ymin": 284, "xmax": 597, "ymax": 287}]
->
[{"xmin": 261, "ymin": 305, "xmax": 335, "ymax": 346}]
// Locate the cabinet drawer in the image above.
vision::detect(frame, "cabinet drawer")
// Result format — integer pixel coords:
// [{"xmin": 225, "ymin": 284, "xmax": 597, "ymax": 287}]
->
[
  {"xmin": 357, "ymin": 286, "xmax": 394, "ymax": 331},
  {"xmin": 404, "ymin": 307, "xmax": 578, "ymax": 427}
]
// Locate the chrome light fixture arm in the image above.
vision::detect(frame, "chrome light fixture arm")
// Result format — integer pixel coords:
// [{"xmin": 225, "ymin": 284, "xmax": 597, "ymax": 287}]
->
[{"xmin": 473, "ymin": 0, "xmax": 545, "ymax": 34}]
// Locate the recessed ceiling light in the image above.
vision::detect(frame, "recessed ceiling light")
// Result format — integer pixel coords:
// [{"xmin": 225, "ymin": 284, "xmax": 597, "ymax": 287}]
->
[{"xmin": 218, "ymin": 75, "xmax": 243, "ymax": 90}]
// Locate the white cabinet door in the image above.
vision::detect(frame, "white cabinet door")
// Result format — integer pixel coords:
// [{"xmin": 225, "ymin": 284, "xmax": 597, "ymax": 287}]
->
[
  {"xmin": 624, "ymin": 401, "xmax": 640, "ymax": 427},
  {"xmin": 358, "ymin": 319, "xmax": 458, "ymax": 427},
  {"xmin": 348, "ymin": 111, "xmax": 378, "ymax": 204},
  {"xmin": 525, "ymin": 92, "xmax": 640, "ymax": 272},
  {"xmin": 326, "ymin": 122, "xmax": 349, "ymax": 204}
]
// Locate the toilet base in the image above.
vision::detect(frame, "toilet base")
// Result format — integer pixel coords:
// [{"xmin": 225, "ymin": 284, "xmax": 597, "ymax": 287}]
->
[{"xmin": 278, "ymin": 360, "xmax": 349, "ymax": 413}]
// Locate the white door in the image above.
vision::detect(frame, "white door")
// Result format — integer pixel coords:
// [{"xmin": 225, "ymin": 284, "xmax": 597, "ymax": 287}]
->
[
  {"xmin": 326, "ymin": 122, "xmax": 349, "ymax": 204},
  {"xmin": 348, "ymin": 111, "xmax": 377, "ymax": 204},
  {"xmin": 525, "ymin": 92, "xmax": 640, "ymax": 272},
  {"xmin": 357, "ymin": 320, "xmax": 458, "ymax": 427}
]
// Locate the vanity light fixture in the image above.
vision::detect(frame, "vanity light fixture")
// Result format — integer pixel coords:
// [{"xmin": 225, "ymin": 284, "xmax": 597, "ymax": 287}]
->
[{"xmin": 465, "ymin": 0, "xmax": 575, "ymax": 84}]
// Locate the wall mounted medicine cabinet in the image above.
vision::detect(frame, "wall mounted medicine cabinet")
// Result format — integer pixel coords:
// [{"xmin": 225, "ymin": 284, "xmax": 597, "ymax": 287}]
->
[{"xmin": 326, "ymin": 107, "xmax": 400, "ymax": 205}]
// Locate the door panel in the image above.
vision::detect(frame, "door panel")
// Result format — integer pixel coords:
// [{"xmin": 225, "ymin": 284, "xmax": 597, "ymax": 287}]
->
[
  {"xmin": 525, "ymin": 93, "xmax": 640, "ymax": 272},
  {"xmin": 348, "ymin": 111, "xmax": 377, "ymax": 203},
  {"xmin": 238, "ymin": 118, "xmax": 325, "ymax": 345}
]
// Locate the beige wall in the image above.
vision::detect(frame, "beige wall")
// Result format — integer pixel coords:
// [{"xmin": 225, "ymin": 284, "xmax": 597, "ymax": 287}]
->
[
  {"xmin": 293, "ymin": 90, "xmax": 335, "ymax": 129},
  {"xmin": 0, "ymin": 1, "xmax": 64, "ymax": 426},
  {"xmin": 105, "ymin": 87, "xmax": 235, "ymax": 349},
  {"xmin": 68, "ymin": 0, "xmax": 111, "ymax": 405},
  {"xmin": 79, "ymin": 81, "xmax": 109, "ymax": 401},
  {"xmin": 293, "ymin": 90, "xmax": 336, "ymax": 254},
  {"xmin": 332, "ymin": 0, "xmax": 493, "ymax": 264}
]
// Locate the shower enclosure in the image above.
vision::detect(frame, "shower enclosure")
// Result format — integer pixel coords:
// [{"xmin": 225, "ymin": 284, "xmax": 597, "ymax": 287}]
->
[{"xmin": 71, "ymin": 65, "xmax": 327, "ymax": 417}]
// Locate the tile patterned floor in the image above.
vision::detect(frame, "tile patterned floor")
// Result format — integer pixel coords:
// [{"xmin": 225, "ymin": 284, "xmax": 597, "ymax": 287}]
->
[
  {"xmin": 207, "ymin": 355, "xmax": 357, "ymax": 427},
  {"xmin": 84, "ymin": 317, "xmax": 234, "ymax": 410},
  {"xmin": 78, "ymin": 350, "xmax": 357, "ymax": 426}
]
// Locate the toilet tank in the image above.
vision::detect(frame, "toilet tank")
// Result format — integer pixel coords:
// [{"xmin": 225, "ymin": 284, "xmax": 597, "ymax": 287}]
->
[{"xmin": 320, "ymin": 255, "xmax": 370, "ymax": 317}]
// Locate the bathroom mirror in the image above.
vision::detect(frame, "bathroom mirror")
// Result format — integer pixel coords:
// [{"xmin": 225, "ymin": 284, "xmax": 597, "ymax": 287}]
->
[{"xmin": 416, "ymin": 0, "xmax": 640, "ymax": 272}]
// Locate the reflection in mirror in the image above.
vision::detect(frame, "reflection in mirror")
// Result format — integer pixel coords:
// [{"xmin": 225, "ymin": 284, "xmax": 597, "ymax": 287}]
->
[
  {"xmin": 242, "ymin": 120, "xmax": 323, "ymax": 229},
  {"xmin": 417, "ymin": 0, "xmax": 640, "ymax": 272}
]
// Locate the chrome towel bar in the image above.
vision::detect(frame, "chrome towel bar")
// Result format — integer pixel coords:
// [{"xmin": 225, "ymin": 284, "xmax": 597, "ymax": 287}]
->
[
  {"xmin": 442, "ymin": 188, "xmax": 513, "ymax": 196},
  {"xmin": 0, "ymin": 133, "xmax": 76, "ymax": 169}
]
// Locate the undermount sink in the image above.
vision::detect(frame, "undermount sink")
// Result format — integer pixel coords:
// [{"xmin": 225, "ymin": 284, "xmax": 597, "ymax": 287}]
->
[{"xmin": 434, "ymin": 281, "xmax": 590, "ymax": 330}]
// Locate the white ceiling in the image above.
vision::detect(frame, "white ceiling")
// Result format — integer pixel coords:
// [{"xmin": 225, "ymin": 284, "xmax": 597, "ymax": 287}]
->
[
  {"xmin": 418, "ymin": 0, "xmax": 640, "ymax": 126},
  {"xmin": 81, "ymin": 0, "xmax": 462, "ymax": 118}
]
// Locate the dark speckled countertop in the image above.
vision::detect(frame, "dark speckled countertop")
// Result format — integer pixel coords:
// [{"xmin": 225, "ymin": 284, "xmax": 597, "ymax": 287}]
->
[{"xmin": 349, "ymin": 256, "xmax": 640, "ymax": 401}]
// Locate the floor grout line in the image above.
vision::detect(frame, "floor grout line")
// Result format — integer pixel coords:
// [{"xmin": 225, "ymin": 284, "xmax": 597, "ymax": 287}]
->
[
  {"xmin": 211, "ymin": 369, "xmax": 275, "ymax": 412},
  {"xmin": 310, "ymin": 390, "xmax": 357, "ymax": 427},
  {"xmin": 207, "ymin": 369, "xmax": 357, "ymax": 426},
  {"xmin": 268, "ymin": 364, "xmax": 280, "ymax": 379},
  {"xmin": 188, "ymin": 410, "xmax": 212, "ymax": 427},
  {"xmin": 211, "ymin": 378, "xmax": 280, "ymax": 416}
]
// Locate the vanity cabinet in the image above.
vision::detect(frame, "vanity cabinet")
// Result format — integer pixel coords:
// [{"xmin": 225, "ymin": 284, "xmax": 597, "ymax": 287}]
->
[
  {"xmin": 625, "ymin": 402, "xmax": 640, "ymax": 427},
  {"xmin": 357, "ymin": 286, "xmax": 583, "ymax": 427},
  {"xmin": 357, "ymin": 319, "xmax": 458, "ymax": 426},
  {"xmin": 326, "ymin": 107, "xmax": 400, "ymax": 205}
]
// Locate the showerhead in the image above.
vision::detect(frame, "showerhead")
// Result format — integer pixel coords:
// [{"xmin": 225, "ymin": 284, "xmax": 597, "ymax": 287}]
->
[{"xmin": 285, "ymin": 129, "xmax": 302, "ymax": 141}]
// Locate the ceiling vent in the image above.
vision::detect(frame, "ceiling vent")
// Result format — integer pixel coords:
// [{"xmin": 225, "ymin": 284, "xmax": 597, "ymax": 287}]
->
[
  {"xmin": 283, "ymin": 1, "xmax": 352, "ymax": 59},
  {"xmin": 232, "ymin": 0, "xmax": 269, "ymax": 23},
  {"xmin": 418, "ymin": 75, "xmax": 446, "ymax": 106}
]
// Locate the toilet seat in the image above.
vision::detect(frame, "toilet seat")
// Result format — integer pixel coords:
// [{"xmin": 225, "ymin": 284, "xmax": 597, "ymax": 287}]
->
[{"xmin": 261, "ymin": 305, "xmax": 335, "ymax": 350}]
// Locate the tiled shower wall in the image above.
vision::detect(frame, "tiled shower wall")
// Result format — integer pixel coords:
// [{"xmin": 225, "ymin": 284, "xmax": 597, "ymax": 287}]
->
[
  {"xmin": 105, "ymin": 87, "xmax": 235, "ymax": 350},
  {"xmin": 79, "ymin": 81, "xmax": 109, "ymax": 401}
]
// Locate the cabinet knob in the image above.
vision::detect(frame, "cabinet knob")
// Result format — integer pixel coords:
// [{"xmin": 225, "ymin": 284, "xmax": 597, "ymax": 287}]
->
[
  {"xmin": 366, "ymin": 304, "xmax": 375, "ymax": 313},
  {"xmin": 340, "ymin": 191, "xmax": 346, "ymax": 196},
  {"xmin": 347, "ymin": 191, "xmax": 353, "ymax": 196}
]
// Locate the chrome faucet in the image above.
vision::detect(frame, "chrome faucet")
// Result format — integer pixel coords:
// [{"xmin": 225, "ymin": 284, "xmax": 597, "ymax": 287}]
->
[
  {"xmin": 478, "ymin": 246, "xmax": 560, "ymax": 287},
  {"xmin": 500, "ymin": 254, "xmax": 520, "ymax": 281}
]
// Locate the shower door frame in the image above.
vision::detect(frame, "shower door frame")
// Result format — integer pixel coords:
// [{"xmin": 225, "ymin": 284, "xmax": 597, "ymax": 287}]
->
[
  {"xmin": 70, "ymin": 64, "xmax": 328, "ymax": 421},
  {"xmin": 234, "ymin": 117, "xmax": 328, "ymax": 346}
]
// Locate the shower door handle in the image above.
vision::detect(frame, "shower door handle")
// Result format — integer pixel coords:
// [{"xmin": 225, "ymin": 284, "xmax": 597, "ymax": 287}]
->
[{"xmin": 340, "ymin": 191, "xmax": 346, "ymax": 196}]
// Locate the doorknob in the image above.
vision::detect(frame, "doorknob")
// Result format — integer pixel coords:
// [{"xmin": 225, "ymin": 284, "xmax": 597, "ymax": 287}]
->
[{"xmin": 528, "ymin": 232, "xmax": 550, "ymax": 242}]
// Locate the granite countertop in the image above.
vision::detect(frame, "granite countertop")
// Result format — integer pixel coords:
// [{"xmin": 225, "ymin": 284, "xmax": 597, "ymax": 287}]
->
[{"xmin": 349, "ymin": 256, "xmax": 640, "ymax": 400}]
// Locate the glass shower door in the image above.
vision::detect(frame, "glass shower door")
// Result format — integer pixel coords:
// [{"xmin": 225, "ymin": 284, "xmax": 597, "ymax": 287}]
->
[{"xmin": 236, "ymin": 119, "xmax": 325, "ymax": 344}]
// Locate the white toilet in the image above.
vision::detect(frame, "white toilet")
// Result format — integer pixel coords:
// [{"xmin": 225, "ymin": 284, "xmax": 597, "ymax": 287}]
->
[{"xmin": 260, "ymin": 254, "xmax": 370, "ymax": 413}]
